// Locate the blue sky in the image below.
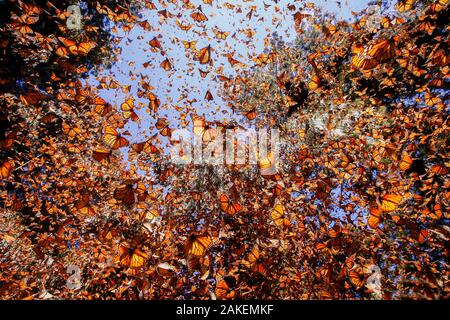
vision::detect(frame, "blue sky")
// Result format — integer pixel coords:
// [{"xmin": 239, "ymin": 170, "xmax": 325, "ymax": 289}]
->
[{"xmin": 88, "ymin": 0, "xmax": 372, "ymax": 152}]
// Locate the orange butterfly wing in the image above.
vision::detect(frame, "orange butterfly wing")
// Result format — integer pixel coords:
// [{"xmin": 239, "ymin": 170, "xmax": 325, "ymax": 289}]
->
[
  {"xmin": 197, "ymin": 45, "xmax": 211, "ymax": 64},
  {"xmin": 1, "ymin": 161, "xmax": 12, "ymax": 179},
  {"xmin": 381, "ymin": 194, "xmax": 403, "ymax": 212},
  {"xmin": 114, "ymin": 184, "xmax": 135, "ymax": 205}
]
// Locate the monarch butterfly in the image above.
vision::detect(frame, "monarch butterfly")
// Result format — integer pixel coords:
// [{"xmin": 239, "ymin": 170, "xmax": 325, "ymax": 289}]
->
[
  {"xmin": 62, "ymin": 122, "xmax": 81, "ymax": 139},
  {"xmin": 55, "ymin": 90, "xmax": 71, "ymax": 103},
  {"xmin": 413, "ymin": 229, "xmax": 428, "ymax": 244},
  {"xmin": 199, "ymin": 68, "xmax": 209, "ymax": 78},
  {"xmin": 339, "ymin": 153, "xmax": 356, "ymax": 180},
  {"xmin": 114, "ymin": 182, "xmax": 136, "ymax": 206},
  {"xmin": 67, "ymin": 143, "xmax": 83, "ymax": 153},
  {"xmin": 191, "ymin": 192, "xmax": 203, "ymax": 202},
  {"xmin": 272, "ymin": 183, "xmax": 283, "ymax": 197},
  {"xmin": 243, "ymin": 246, "xmax": 265, "ymax": 273},
  {"xmin": 107, "ymin": 78, "xmax": 120, "ymax": 89},
  {"xmin": 217, "ymin": 75, "xmax": 230, "ymax": 82},
  {"xmin": 215, "ymin": 278, "xmax": 230, "ymax": 299},
  {"xmin": 11, "ymin": 21, "xmax": 33, "ymax": 34},
  {"xmin": 144, "ymin": 141, "xmax": 160, "ymax": 155},
  {"xmin": 319, "ymin": 290, "xmax": 333, "ymax": 300},
  {"xmin": 329, "ymin": 225, "xmax": 341, "ymax": 238},
  {"xmin": 140, "ymin": 209, "xmax": 159, "ymax": 222},
  {"xmin": 214, "ymin": 30, "xmax": 230, "ymax": 40},
  {"xmin": 424, "ymin": 92, "xmax": 441, "ymax": 106},
  {"xmin": 190, "ymin": 6, "xmax": 208, "ymax": 22},
  {"xmin": 351, "ymin": 43, "xmax": 379, "ymax": 70},
  {"xmin": 98, "ymin": 222, "xmax": 117, "ymax": 243},
  {"xmin": 176, "ymin": 20, "xmax": 192, "ymax": 31},
  {"xmin": 315, "ymin": 242, "xmax": 329, "ymax": 252},
  {"xmin": 75, "ymin": 88, "xmax": 90, "ymax": 104},
  {"xmin": 75, "ymin": 193, "xmax": 96, "ymax": 216},
  {"xmin": 1, "ymin": 161, "xmax": 12, "ymax": 179},
  {"xmin": 204, "ymin": 90, "xmax": 214, "ymax": 101},
  {"xmin": 121, "ymin": 97, "xmax": 139, "ymax": 122},
  {"xmin": 155, "ymin": 118, "xmax": 172, "ymax": 137},
  {"xmin": 323, "ymin": 24, "xmax": 337, "ymax": 36},
  {"xmin": 156, "ymin": 262, "xmax": 177, "ymax": 277},
  {"xmin": 50, "ymin": 72, "xmax": 61, "ymax": 82},
  {"xmin": 391, "ymin": 215, "xmax": 405, "ymax": 226},
  {"xmin": 15, "ymin": 2, "xmax": 40, "ymax": 24},
  {"xmin": 219, "ymin": 194, "xmax": 241, "ymax": 215},
  {"xmin": 396, "ymin": 57, "xmax": 409, "ymax": 69},
  {"xmin": 307, "ymin": 74, "xmax": 321, "ymax": 91},
  {"xmin": 197, "ymin": 45, "xmax": 211, "ymax": 64},
  {"xmin": 245, "ymin": 109, "xmax": 257, "ymax": 120},
  {"xmin": 93, "ymin": 97, "xmax": 112, "ymax": 116},
  {"xmin": 149, "ymin": 37, "xmax": 162, "ymax": 51},
  {"xmin": 148, "ymin": 92, "xmax": 160, "ymax": 112},
  {"xmin": 186, "ymin": 254, "xmax": 210, "ymax": 272},
  {"xmin": 381, "ymin": 194, "xmax": 403, "ymax": 212},
  {"xmin": 0, "ymin": 131, "xmax": 16, "ymax": 150},
  {"xmin": 412, "ymin": 66, "xmax": 427, "ymax": 78},
  {"xmin": 142, "ymin": 60, "xmax": 153, "ymax": 69},
  {"xmin": 380, "ymin": 75, "xmax": 396, "ymax": 87},
  {"xmin": 57, "ymin": 37, "xmax": 96, "ymax": 56},
  {"xmin": 293, "ymin": 11, "xmax": 310, "ymax": 29},
  {"xmin": 418, "ymin": 18, "xmax": 435, "ymax": 35},
  {"xmin": 134, "ymin": 183, "xmax": 147, "ymax": 201},
  {"xmin": 317, "ymin": 266, "xmax": 331, "ymax": 280},
  {"xmin": 160, "ymin": 58, "xmax": 172, "ymax": 71},
  {"xmin": 55, "ymin": 44, "xmax": 69, "ymax": 58},
  {"xmin": 431, "ymin": 164, "xmax": 449, "ymax": 175},
  {"xmin": 118, "ymin": 243, "xmax": 148, "ymax": 269},
  {"xmin": 20, "ymin": 90, "xmax": 45, "ymax": 106},
  {"xmin": 244, "ymin": 6, "xmax": 255, "ymax": 19},
  {"xmin": 193, "ymin": 115, "xmax": 206, "ymax": 136},
  {"xmin": 429, "ymin": 76, "xmax": 443, "ymax": 88},
  {"xmin": 202, "ymin": 127, "xmax": 219, "ymax": 143},
  {"xmin": 381, "ymin": 17, "xmax": 392, "ymax": 28},
  {"xmin": 95, "ymin": 2, "xmax": 109, "ymax": 14},
  {"xmin": 182, "ymin": 40, "xmax": 197, "ymax": 50},
  {"xmin": 184, "ymin": 233, "xmax": 214, "ymax": 257},
  {"xmin": 131, "ymin": 140, "xmax": 159, "ymax": 155},
  {"xmin": 349, "ymin": 270, "xmax": 365, "ymax": 289},
  {"xmin": 158, "ymin": 9, "xmax": 173, "ymax": 20},
  {"xmin": 367, "ymin": 37, "xmax": 397, "ymax": 62},
  {"xmin": 137, "ymin": 20, "xmax": 151, "ymax": 31},
  {"xmin": 92, "ymin": 148, "xmax": 112, "ymax": 163},
  {"xmin": 282, "ymin": 96, "xmax": 297, "ymax": 111},
  {"xmin": 396, "ymin": 0, "xmax": 415, "ymax": 12},
  {"xmin": 215, "ymin": 276, "xmax": 236, "ymax": 299},
  {"xmin": 345, "ymin": 257, "xmax": 355, "ymax": 270},
  {"xmin": 432, "ymin": 203, "xmax": 443, "ymax": 219},
  {"xmin": 253, "ymin": 53, "xmax": 273, "ymax": 66},
  {"xmin": 103, "ymin": 125, "xmax": 129, "ymax": 149},
  {"xmin": 351, "ymin": 55, "xmax": 378, "ymax": 71},
  {"xmin": 429, "ymin": 0, "xmax": 448, "ymax": 12},
  {"xmin": 368, "ymin": 207, "xmax": 382, "ymax": 229},
  {"xmin": 271, "ymin": 204, "xmax": 290, "ymax": 227},
  {"xmin": 5, "ymin": 193, "xmax": 23, "ymax": 212},
  {"xmin": 63, "ymin": 176, "xmax": 80, "ymax": 187},
  {"xmin": 227, "ymin": 54, "xmax": 243, "ymax": 67},
  {"xmin": 324, "ymin": 155, "xmax": 337, "ymax": 170},
  {"xmin": 371, "ymin": 146, "xmax": 385, "ymax": 165},
  {"xmin": 399, "ymin": 153, "xmax": 413, "ymax": 171}
]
